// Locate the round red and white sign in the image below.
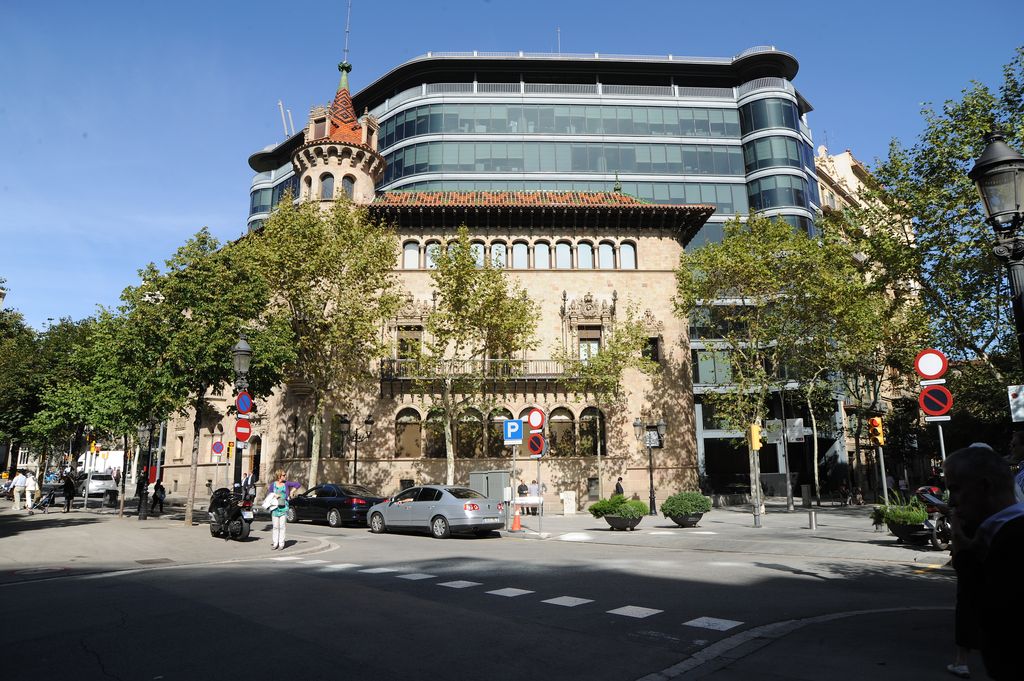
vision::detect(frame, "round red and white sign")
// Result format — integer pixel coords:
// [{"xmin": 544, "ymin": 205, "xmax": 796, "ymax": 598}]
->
[
  {"xmin": 235, "ymin": 418, "xmax": 252, "ymax": 442},
  {"xmin": 914, "ymin": 348, "xmax": 948, "ymax": 380},
  {"xmin": 527, "ymin": 408, "xmax": 545, "ymax": 430}
]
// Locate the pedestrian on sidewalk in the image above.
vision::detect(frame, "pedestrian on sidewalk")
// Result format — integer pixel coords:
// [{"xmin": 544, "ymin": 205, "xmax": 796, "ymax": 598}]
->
[
  {"xmin": 62, "ymin": 473, "xmax": 76, "ymax": 513},
  {"xmin": 267, "ymin": 469, "xmax": 299, "ymax": 550},
  {"xmin": 150, "ymin": 480, "xmax": 166, "ymax": 514},
  {"xmin": 614, "ymin": 477, "xmax": 624, "ymax": 496},
  {"xmin": 25, "ymin": 472, "xmax": 39, "ymax": 515},
  {"xmin": 516, "ymin": 479, "xmax": 528, "ymax": 516},
  {"xmin": 945, "ymin": 443, "xmax": 1024, "ymax": 681},
  {"xmin": 241, "ymin": 470, "xmax": 256, "ymax": 501},
  {"xmin": 528, "ymin": 480, "xmax": 539, "ymax": 515},
  {"xmin": 10, "ymin": 470, "xmax": 26, "ymax": 510}
]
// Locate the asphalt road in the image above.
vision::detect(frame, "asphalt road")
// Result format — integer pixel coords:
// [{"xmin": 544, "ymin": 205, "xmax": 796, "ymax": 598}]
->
[{"xmin": 1, "ymin": 516, "xmax": 957, "ymax": 681}]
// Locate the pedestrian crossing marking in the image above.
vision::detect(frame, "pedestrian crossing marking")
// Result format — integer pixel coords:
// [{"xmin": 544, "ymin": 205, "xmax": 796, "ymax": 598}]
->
[
  {"xmin": 319, "ymin": 563, "xmax": 361, "ymax": 571},
  {"xmin": 487, "ymin": 588, "xmax": 534, "ymax": 597},
  {"xmin": 271, "ymin": 556, "xmax": 303, "ymax": 561},
  {"xmin": 299, "ymin": 559, "xmax": 329, "ymax": 565},
  {"xmin": 543, "ymin": 596, "xmax": 593, "ymax": 607},
  {"xmin": 683, "ymin": 616, "xmax": 743, "ymax": 631},
  {"xmin": 607, "ymin": 605, "xmax": 663, "ymax": 618},
  {"xmin": 397, "ymin": 573, "xmax": 436, "ymax": 580},
  {"xmin": 438, "ymin": 580, "xmax": 481, "ymax": 589},
  {"xmin": 359, "ymin": 567, "xmax": 398, "ymax": 574}
]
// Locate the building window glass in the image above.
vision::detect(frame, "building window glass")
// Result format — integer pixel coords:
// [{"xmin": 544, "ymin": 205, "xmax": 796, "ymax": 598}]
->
[
  {"xmin": 578, "ymin": 325, "xmax": 601, "ymax": 361},
  {"xmin": 742, "ymin": 136, "xmax": 802, "ymax": 173},
  {"xmin": 313, "ymin": 119, "xmax": 327, "ymax": 139},
  {"xmin": 535, "ymin": 242, "xmax": 551, "ymax": 269},
  {"xmin": 330, "ymin": 414, "xmax": 347, "ymax": 457},
  {"xmin": 425, "ymin": 411, "xmax": 445, "ymax": 458},
  {"xmin": 342, "ymin": 175, "xmax": 355, "ymax": 199},
  {"xmin": 320, "ymin": 173, "xmax": 334, "ymax": 200},
  {"xmin": 397, "ymin": 325, "xmax": 422, "ymax": 360},
  {"xmin": 470, "ymin": 242, "xmax": 485, "ymax": 268},
  {"xmin": 395, "ymin": 409, "xmax": 422, "ymax": 458},
  {"xmin": 403, "ymin": 242, "xmax": 419, "ymax": 269},
  {"xmin": 555, "ymin": 242, "xmax": 572, "ymax": 269},
  {"xmin": 598, "ymin": 242, "xmax": 615, "ymax": 269},
  {"xmin": 747, "ymin": 174, "xmax": 809, "ymax": 211},
  {"xmin": 490, "ymin": 241, "xmax": 507, "ymax": 268},
  {"xmin": 738, "ymin": 98, "xmax": 800, "ymax": 135},
  {"xmin": 512, "ymin": 242, "xmax": 529, "ymax": 269},
  {"xmin": 549, "ymin": 408, "xmax": 576, "ymax": 457},
  {"xmin": 425, "ymin": 241, "xmax": 440, "ymax": 269},
  {"xmin": 620, "ymin": 242, "xmax": 637, "ymax": 269},
  {"xmin": 643, "ymin": 337, "xmax": 661, "ymax": 363},
  {"xmin": 579, "ymin": 407, "xmax": 606, "ymax": 457},
  {"xmin": 577, "ymin": 242, "xmax": 594, "ymax": 269}
]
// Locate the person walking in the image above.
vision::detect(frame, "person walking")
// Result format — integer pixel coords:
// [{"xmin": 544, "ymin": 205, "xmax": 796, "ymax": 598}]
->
[
  {"xmin": 266, "ymin": 469, "xmax": 299, "ymax": 551},
  {"xmin": 10, "ymin": 470, "xmax": 26, "ymax": 510},
  {"xmin": 614, "ymin": 477, "xmax": 624, "ymax": 496},
  {"xmin": 62, "ymin": 473, "xmax": 76, "ymax": 513},
  {"xmin": 516, "ymin": 479, "xmax": 528, "ymax": 516},
  {"xmin": 24, "ymin": 472, "xmax": 39, "ymax": 514},
  {"xmin": 241, "ymin": 470, "xmax": 255, "ymax": 501},
  {"xmin": 528, "ymin": 480, "xmax": 540, "ymax": 516},
  {"xmin": 944, "ymin": 443, "xmax": 1024, "ymax": 680},
  {"xmin": 150, "ymin": 480, "xmax": 166, "ymax": 514}
]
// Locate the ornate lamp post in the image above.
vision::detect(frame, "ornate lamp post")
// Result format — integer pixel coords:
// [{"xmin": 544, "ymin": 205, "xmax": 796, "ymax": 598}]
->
[
  {"xmin": 137, "ymin": 421, "xmax": 155, "ymax": 520},
  {"xmin": 338, "ymin": 414, "xmax": 374, "ymax": 484},
  {"xmin": 969, "ymin": 131, "xmax": 1024, "ymax": 370},
  {"xmin": 231, "ymin": 335, "xmax": 253, "ymax": 485},
  {"xmin": 634, "ymin": 416, "xmax": 667, "ymax": 515}
]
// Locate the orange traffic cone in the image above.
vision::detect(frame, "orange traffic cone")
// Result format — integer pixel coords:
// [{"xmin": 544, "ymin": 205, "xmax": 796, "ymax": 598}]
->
[{"xmin": 510, "ymin": 505, "xmax": 522, "ymax": 532}]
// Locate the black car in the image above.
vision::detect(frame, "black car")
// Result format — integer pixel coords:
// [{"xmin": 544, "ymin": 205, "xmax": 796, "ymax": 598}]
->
[{"xmin": 286, "ymin": 483, "xmax": 386, "ymax": 528}]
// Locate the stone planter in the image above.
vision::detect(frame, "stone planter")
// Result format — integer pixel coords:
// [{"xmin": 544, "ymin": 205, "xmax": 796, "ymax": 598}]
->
[
  {"xmin": 669, "ymin": 513, "xmax": 704, "ymax": 528},
  {"xmin": 604, "ymin": 515, "xmax": 643, "ymax": 531},
  {"xmin": 886, "ymin": 521, "xmax": 928, "ymax": 544}
]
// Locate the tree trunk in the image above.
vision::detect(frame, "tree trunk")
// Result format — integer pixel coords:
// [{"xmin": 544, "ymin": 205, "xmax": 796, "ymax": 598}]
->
[
  {"xmin": 184, "ymin": 387, "xmax": 204, "ymax": 526},
  {"xmin": 118, "ymin": 433, "xmax": 127, "ymax": 518},
  {"xmin": 308, "ymin": 398, "xmax": 323, "ymax": 488},
  {"xmin": 444, "ymin": 413, "xmax": 455, "ymax": 485},
  {"xmin": 806, "ymin": 392, "xmax": 821, "ymax": 506}
]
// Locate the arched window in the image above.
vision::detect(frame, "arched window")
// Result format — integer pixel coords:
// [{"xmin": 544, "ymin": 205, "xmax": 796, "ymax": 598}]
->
[
  {"xmin": 534, "ymin": 242, "xmax": 551, "ymax": 269},
  {"xmin": 456, "ymin": 409, "xmax": 484, "ymax": 458},
  {"xmin": 512, "ymin": 241, "xmax": 529, "ymax": 269},
  {"xmin": 320, "ymin": 173, "xmax": 334, "ymax": 200},
  {"xmin": 487, "ymin": 408, "xmax": 514, "ymax": 458},
  {"xmin": 549, "ymin": 408, "xmax": 576, "ymax": 456},
  {"xmin": 403, "ymin": 241, "xmax": 420, "ymax": 269},
  {"xmin": 620, "ymin": 242, "xmax": 637, "ymax": 269},
  {"xmin": 395, "ymin": 409, "xmax": 422, "ymax": 458},
  {"xmin": 490, "ymin": 241, "xmax": 507, "ymax": 268},
  {"xmin": 330, "ymin": 414, "xmax": 346, "ymax": 457},
  {"xmin": 577, "ymin": 242, "xmax": 594, "ymax": 269},
  {"xmin": 555, "ymin": 241, "xmax": 572, "ymax": 269},
  {"xmin": 424, "ymin": 410, "xmax": 446, "ymax": 458},
  {"xmin": 598, "ymin": 242, "xmax": 615, "ymax": 269},
  {"xmin": 303, "ymin": 176, "xmax": 312, "ymax": 199},
  {"xmin": 579, "ymin": 407, "xmax": 606, "ymax": 457},
  {"xmin": 470, "ymin": 242, "xmax": 485, "ymax": 268},
  {"xmin": 342, "ymin": 175, "xmax": 355, "ymax": 199},
  {"xmin": 425, "ymin": 241, "xmax": 441, "ymax": 269}
]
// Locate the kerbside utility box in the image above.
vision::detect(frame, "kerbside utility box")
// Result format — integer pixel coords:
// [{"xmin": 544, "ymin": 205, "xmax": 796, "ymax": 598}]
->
[{"xmin": 469, "ymin": 470, "xmax": 512, "ymax": 528}]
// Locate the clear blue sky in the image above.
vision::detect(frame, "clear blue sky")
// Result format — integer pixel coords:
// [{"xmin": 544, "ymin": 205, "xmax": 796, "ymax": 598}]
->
[{"xmin": 1, "ymin": 0, "xmax": 1021, "ymax": 329}]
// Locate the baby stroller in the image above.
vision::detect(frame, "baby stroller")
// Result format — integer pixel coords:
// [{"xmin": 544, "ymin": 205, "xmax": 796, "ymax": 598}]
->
[{"xmin": 29, "ymin": 489, "xmax": 57, "ymax": 515}]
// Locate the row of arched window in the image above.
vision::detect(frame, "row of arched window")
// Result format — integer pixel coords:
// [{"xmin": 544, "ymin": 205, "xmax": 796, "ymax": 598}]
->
[
  {"xmin": 402, "ymin": 238, "xmax": 637, "ymax": 270},
  {"xmin": 302, "ymin": 173, "xmax": 355, "ymax": 201}
]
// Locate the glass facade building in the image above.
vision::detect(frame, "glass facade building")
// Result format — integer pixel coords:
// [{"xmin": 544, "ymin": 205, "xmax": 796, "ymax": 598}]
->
[{"xmin": 248, "ymin": 48, "xmax": 819, "ymax": 243}]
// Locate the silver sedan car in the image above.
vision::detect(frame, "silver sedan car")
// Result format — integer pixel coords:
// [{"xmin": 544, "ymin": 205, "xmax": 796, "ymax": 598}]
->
[{"xmin": 367, "ymin": 485, "xmax": 504, "ymax": 538}]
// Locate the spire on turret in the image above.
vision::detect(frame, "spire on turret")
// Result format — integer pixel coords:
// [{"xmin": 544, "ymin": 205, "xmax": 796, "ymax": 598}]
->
[{"xmin": 326, "ymin": 61, "xmax": 362, "ymax": 145}]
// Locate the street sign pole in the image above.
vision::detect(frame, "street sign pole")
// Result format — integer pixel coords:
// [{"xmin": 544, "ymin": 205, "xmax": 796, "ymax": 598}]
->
[
  {"xmin": 537, "ymin": 456, "xmax": 542, "ymax": 537},
  {"xmin": 937, "ymin": 424, "xmax": 947, "ymax": 461},
  {"xmin": 877, "ymin": 445, "xmax": 889, "ymax": 505},
  {"xmin": 779, "ymin": 391, "xmax": 794, "ymax": 511}
]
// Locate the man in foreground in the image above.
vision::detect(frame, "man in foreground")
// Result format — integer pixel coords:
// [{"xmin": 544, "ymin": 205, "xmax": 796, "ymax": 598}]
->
[{"xmin": 945, "ymin": 444, "xmax": 1024, "ymax": 680}]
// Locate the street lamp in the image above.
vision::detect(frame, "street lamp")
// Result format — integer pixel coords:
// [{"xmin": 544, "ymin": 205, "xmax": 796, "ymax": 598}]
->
[
  {"xmin": 338, "ymin": 414, "xmax": 374, "ymax": 484},
  {"xmin": 634, "ymin": 416, "xmax": 667, "ymax": 515},
  {"xmin": 969, "ymin": 131, "xmax": 1024, "ymax": 371},
  {"xmin": 137, "ymin": 420, "xmax": 156, "ymax": 520},
  {"xmin": 232, "ymin": 334, "xmax": 253, "ymax": 392}
]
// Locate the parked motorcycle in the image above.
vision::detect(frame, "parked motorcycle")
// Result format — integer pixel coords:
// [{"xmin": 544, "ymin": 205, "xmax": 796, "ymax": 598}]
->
[
  {"xmin": 915, "ymin": 485, "xmax": 951, "ymax": 551},
  {"xmin": 208, "ymin": 485, "xmax": 253, "ymax": 541}
]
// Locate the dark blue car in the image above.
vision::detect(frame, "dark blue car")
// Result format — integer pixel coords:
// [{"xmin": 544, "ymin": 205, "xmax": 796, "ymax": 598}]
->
[{"xmin": 285, "ymin": 483, "xmax": 386, "ymax": 528}]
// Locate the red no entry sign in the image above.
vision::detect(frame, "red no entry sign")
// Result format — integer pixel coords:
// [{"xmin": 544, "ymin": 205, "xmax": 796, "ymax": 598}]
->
[
  {"xmin": 527, "ymin": 433, "xmax": 545, "ymax": 457},
  {"xmin": 235, "ymin": 418, "xmax": 252, "ymax": 442},
  {"xmin": 919, "ymin": 385, "xmax": 953, "ymax": 416}
]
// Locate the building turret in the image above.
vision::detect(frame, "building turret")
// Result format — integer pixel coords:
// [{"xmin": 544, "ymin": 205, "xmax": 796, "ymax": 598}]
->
[{"xmin": 292, "ymin": 61, "xmax": 384, "ymax": 205}]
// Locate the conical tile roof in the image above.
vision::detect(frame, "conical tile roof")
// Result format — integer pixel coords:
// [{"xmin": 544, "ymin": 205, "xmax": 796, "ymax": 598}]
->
[{"xmin": 327, "ymin": 61, "xmax": 363, "ymax": 145}]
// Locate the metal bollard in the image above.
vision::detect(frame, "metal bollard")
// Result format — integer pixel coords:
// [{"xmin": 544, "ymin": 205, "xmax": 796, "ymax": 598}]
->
[{"xmin": 808, "ymin": 510, "xmax": 817, "ymax": 530}]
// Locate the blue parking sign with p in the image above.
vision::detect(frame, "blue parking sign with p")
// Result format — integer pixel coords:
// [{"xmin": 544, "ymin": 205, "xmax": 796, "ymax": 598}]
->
[{"xmin": 503, "ymin": 419, "xmax": 524, "ymax": 445}]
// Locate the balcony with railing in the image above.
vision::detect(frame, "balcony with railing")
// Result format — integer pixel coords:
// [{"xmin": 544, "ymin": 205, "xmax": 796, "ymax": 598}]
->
[{"xmin": 379, "ymin": 358, "xmax": 578, "ymax": 397}]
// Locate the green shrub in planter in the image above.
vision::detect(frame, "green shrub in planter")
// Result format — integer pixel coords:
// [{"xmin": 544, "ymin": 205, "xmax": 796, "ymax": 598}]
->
[
  {"xmin": 588, "ymin": 495, "xmax": 626, "ymax": 519},
  {"xmin": 881, "ymin": 500, "xmax": 927, "ymax": 525},
  {"xmin": 660, "ymin": 491, "xmax": 712, "ymax": 518},
  {"xmin": 615, "ymin": 499, "xmax": 651, "ymax": 520}
]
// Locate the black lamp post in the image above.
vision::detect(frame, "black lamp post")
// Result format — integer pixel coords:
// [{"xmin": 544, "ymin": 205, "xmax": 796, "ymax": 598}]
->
[
  {"xmin": 634, "ymin": 416, "xmax": 667, "ymax": 515},
  {"xmin": 137, "ymin": 420, "xmax": 155, "ymax": 520},
  {"xmin": 338, "ymin": 414, "xmax": 374, "ymax": 484},
  {"xmin": 969, "ymin": 131, "xmax": 1024, "ymax": 371},
  {"xmin": 231, "ymin": 335, "xmax": 253, "ymax": 485}
]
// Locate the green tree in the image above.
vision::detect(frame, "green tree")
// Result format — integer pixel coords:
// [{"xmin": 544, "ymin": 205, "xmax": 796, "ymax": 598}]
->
[
  {"xmin": 241, "ymin": 197, "xmax": 400, "ymax": 487},
  {"xmin": 0, "ymin": 308, "xmax": 38, "ymax": 470},
  {"xmin": 416, "ymin": 227, "xmax": 539, "ymax": 484}
]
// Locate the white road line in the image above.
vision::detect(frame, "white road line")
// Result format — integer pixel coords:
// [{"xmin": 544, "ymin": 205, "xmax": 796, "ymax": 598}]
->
[
  {"xmin": 557, "ymin": 532, "xmax": 594, "ymax": 542},
  {"xmin": 319, "ymin": 563, "xmax": 361, "ymax": 571},
  {"xmin": 299, "ymin": 559, "xmax": 329, "ymax": 565},
  {"xmin": 487, "ymin": 587, "xmax": 534, "ymax": 597},
  {"xmin": 438, "ymin": 580, "xmax": 481, "ymax": 589},
  {"xmin": 271, "ymin": 556, "xmax": 303, "ymax": 561},
  {"xmin": 543, "ymin": 596, "xmax": 593, "ymax": 607},
  {"xmin": 683, "ymin": 616, "xmax": 743, "ymax": 631},
  {"xmin": 648, "ymin": 531, "xmax": 675, "ymax": 536},
  {"xmin": 690, "ymin": 531, "xmax": 717, "ymax": 535},
  {"xmin": 360, "ymin": 567, "xmax": 399, "ymax": 574},
  {"xmin": 607, "ymin": 605, "xmax": 663, "ymax": 619},
  {"xmin": 397, "ymin": 573, "xmax": 436, "ymax": 580}
]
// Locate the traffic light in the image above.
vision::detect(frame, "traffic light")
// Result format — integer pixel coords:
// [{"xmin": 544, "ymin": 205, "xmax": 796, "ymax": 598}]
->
[
  {"xmin": 748, "ymin": 423, "xmax": 763, "ymax": 451},
  {"xmin": 868, "ymin": 417, "xmax": 885, "ymax": 446}
]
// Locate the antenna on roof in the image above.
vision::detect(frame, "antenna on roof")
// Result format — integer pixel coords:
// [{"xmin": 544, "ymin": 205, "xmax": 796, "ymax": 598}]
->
[
  {"xmin": 286, "ymin": 108, "xmax": 296, "ymax": 136},
  {"xmin": 277, "ymin": 100, "xmax": 289, "ymax": 138},
  {"xmin": 557, "ymin": 26, "xmax": 561, "ymax": 54},
  {"xmin": 343, "ymin": 0, "xmax": 353, "ymax": 64}
]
